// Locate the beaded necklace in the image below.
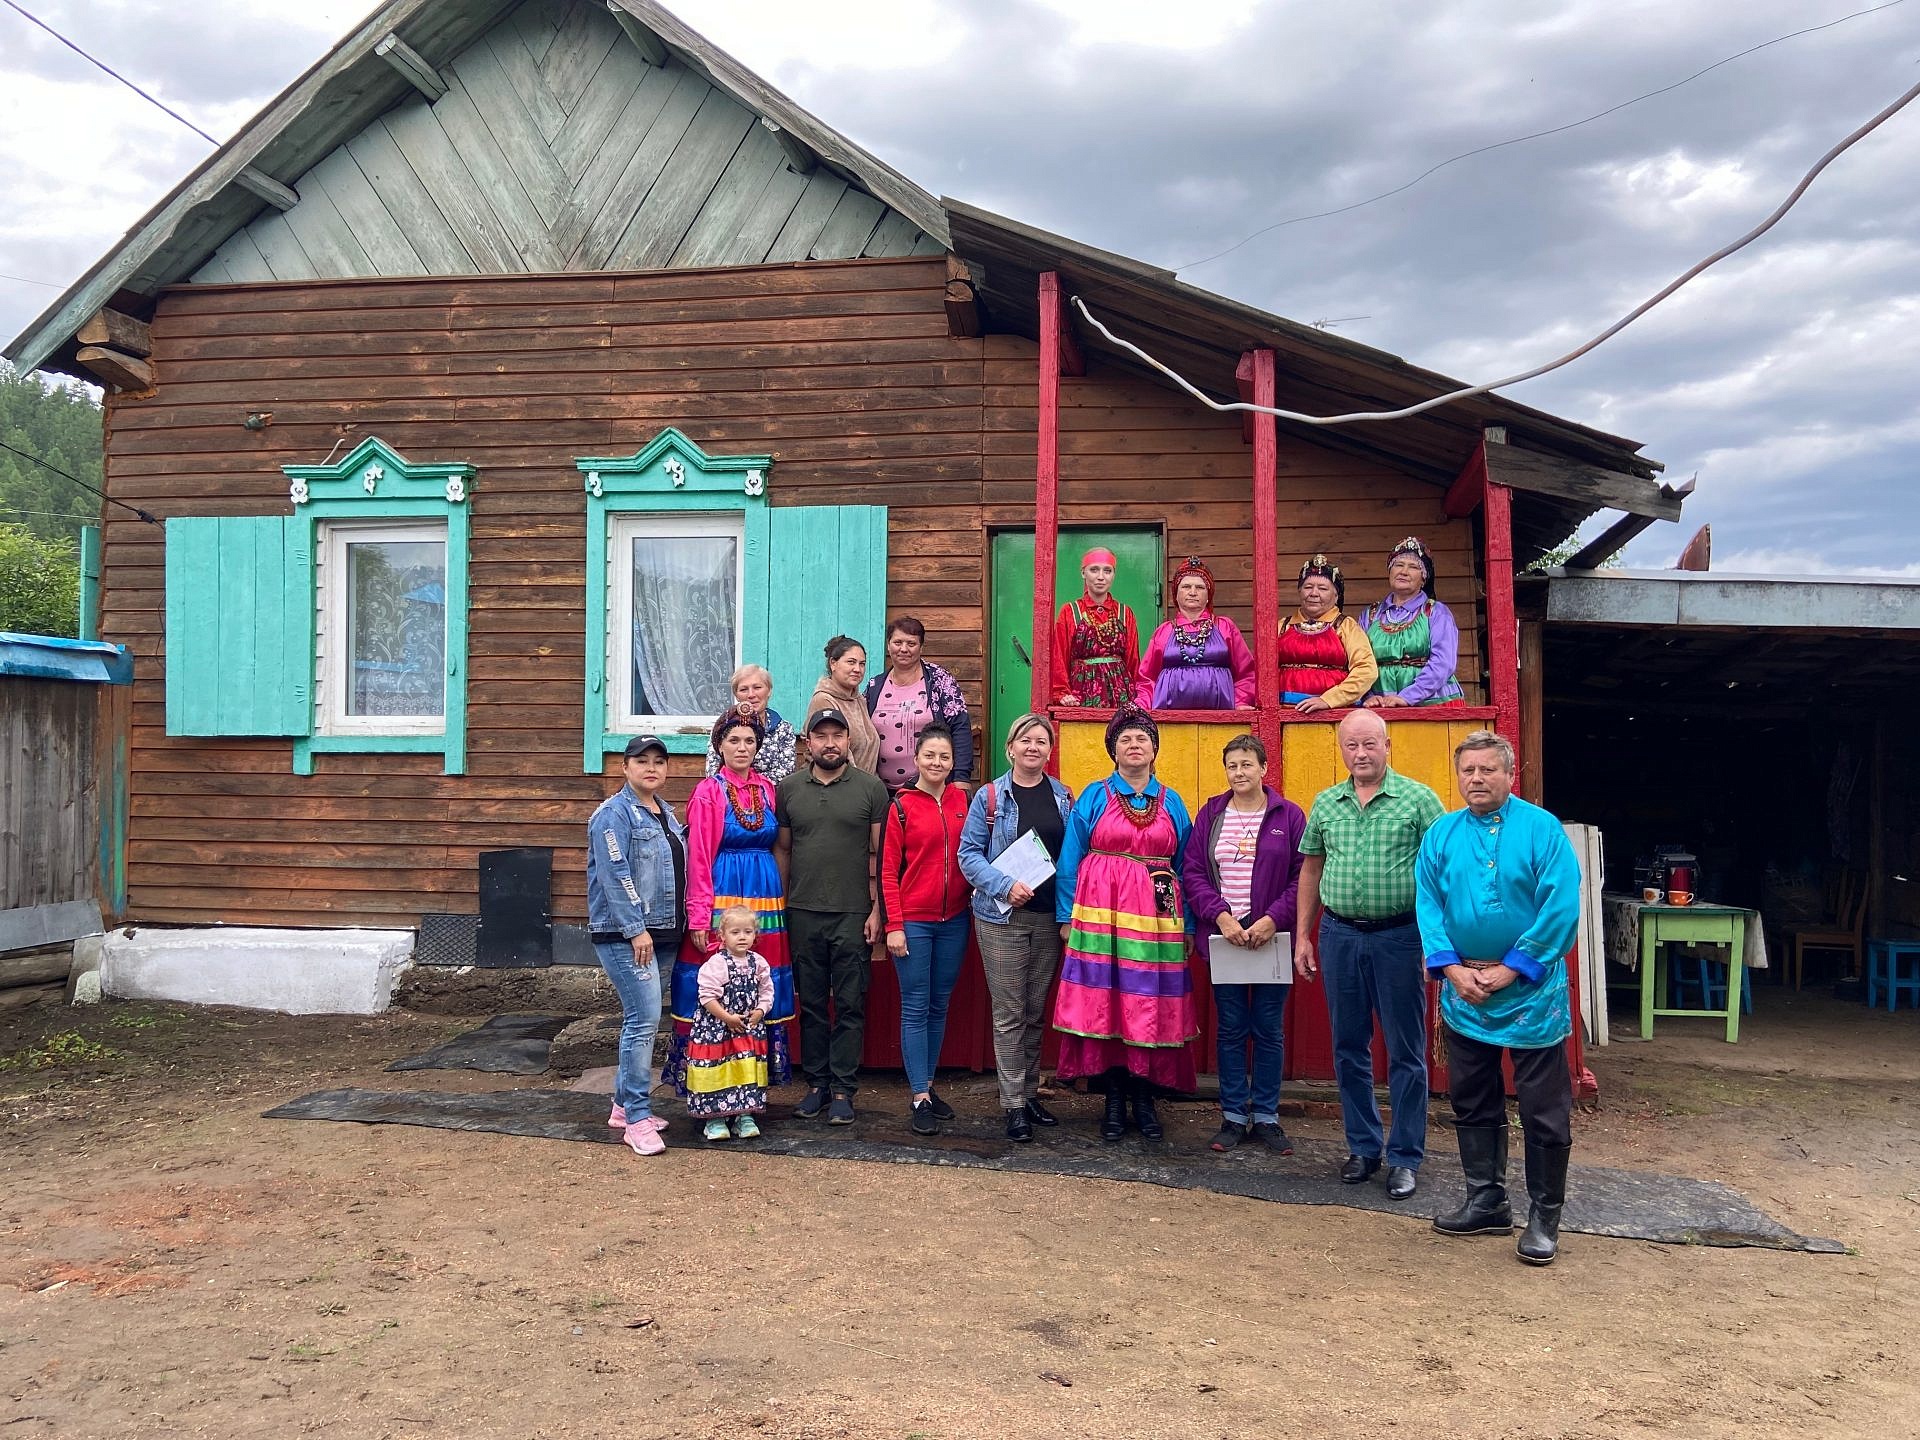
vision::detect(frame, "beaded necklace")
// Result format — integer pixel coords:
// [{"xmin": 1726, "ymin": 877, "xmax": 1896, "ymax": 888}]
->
[
  {"xmin": 1371, "ymin": 595, "xmax": 1428, "ymax": 636},
  {"xmin": 1170, "ymin": 614, "xmax": 1215, "ymax": 665},
  {"xmin": 1107, "ymin": 777, "xmax": 1165, "ymax": 830},
  {"xmin": 1076, "ymin": 598, "xmax": 1124, "ymax": 650},
  {"xmin": 723, "ymin": 775, "xmax": 767, "ymax": 832}
]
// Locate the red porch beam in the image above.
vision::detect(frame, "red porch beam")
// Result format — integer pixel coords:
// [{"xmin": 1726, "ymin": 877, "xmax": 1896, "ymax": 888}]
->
[
  {"xmin": 1484, "ymin": 477, "xmax": 1522, "ymax": 780},
  {"xmin": 1443, "ymin": 437, "xmax": 1488, "ymax": 518},
  {"xmin": 1247, "ymin": 348, "xmax": 1283, "ymax": 787},
  {"xmin": 1031, "ymin": 272, "xmax": 1064, "ymax": 719},
  {"xmin": 1233, "ymin": 352, "xmax": 1257, "ymax": 445}
]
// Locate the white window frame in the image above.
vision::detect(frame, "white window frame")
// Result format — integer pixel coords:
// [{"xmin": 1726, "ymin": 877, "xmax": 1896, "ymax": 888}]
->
[
  {"xmin": 607, "ymin": 510, "xmax": 746, "ymax": 734},
  {"xmin": 316, "ymin": 519, "xmax": 449, "ymax": 737}
]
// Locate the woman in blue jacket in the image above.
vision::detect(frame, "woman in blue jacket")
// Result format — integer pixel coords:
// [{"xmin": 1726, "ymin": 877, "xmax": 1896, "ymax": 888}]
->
[
  {"xmin": 587, "ymin": 734, "xmax": 687, "ymax": 1157},
  {"xmin": 958, "ymin": 713, "xmax": 1073, "ymax": 1142}
]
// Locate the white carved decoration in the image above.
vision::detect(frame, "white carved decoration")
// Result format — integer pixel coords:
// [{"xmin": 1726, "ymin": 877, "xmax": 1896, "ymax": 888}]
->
[
  {"xmin": 744, "ymin": 468, "xmax": 765, "ymax": 497},
  {"xmin": 584, "ymin": 470, "xmax": 603, "ymax": 498},
  {"xmin": 288, "ymin": 478, "xmax": 310, "ymax": 505},
  {"xmin": 445, "ymin": 476, "xmax": 466, "ymax": 503},
  {"xmin": 664, "ymin": 457, "xmax": 686, "ymax": 488},
  {"xmin": 363, "ymin": 462, "xmax": 384, "ymax": 494}
]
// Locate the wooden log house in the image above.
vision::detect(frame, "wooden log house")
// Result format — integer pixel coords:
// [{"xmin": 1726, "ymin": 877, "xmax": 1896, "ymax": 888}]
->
[{"xmin": 6, "ymin": 0, "xmax": 1687, "ymax": 1077}]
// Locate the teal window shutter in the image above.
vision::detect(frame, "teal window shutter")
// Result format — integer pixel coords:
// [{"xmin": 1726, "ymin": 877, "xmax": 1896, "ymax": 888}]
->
[
  {"xmin": 163, "ymin": 515, "xmax": 312, "ymax": 736},
  {"xmin": 765, "ymin": 505, "xmax": 889, "ymax": 711}
]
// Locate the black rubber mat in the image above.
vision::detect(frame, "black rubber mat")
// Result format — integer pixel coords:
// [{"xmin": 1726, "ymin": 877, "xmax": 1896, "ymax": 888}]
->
[
  {"xmin": 264, "ymin": 1086, "xmax": 1844, "ymax": 1253},
  {"xmin": 384, "ymin": 1015, "xmax": 575, "ymax": 1075}
]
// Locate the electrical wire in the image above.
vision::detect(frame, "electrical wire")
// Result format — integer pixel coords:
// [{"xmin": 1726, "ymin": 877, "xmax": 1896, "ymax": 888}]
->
[
  {"xmin": 1, "ymin": 272, "xmax": 63, "ymax": 289},
  {"xmin": 1073, "ymin": 77, "xmax": 1920, "ymax": 427},
  {"xmin": 1, "ymin": 0, "xmax": 219, "ymax": 146},
  {"xmin": 1177, "ymin": 0, "xmax": 1910, "ymax": 271},
  {"xmin": 0, "ymin": 438, "xmax": 159, "ymax": 524}
]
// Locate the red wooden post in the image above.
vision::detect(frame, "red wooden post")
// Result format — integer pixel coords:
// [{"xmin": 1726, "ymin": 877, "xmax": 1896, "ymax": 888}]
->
[
  {"xmin": 1484, "ymin": 477, "xmax": 1521, "ymax": 777},
  {"xmin": 1247, "ymin": 349, "xmax": 1283, "ymax": 788},
  {"xmin": 1031, "ymin": 272, "xmax": 1064, "ymax": 719}
]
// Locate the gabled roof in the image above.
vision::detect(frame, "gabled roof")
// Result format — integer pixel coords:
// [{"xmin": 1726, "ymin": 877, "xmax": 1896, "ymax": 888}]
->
[{"xmin": 5, "ymin": 0, "xmax": 946, "ymax": 376}]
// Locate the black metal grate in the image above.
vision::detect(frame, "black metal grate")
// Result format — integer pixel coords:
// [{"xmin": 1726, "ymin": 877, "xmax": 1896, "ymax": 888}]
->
[{"xmin": 415, "ymin": 913, "xmax": 479, "ymax": 968}]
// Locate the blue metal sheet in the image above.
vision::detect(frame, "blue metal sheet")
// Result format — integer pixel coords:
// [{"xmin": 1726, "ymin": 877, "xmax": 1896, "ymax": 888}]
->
[{"xmin": 0, "ymin": 633, "xmax": 133, "ymax": 685}]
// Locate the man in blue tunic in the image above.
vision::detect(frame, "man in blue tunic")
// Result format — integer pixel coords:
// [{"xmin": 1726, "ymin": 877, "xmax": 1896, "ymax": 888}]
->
[{"xmin": 1417, "ymin": 730, "xmax": 1582, "ymax": 1266}]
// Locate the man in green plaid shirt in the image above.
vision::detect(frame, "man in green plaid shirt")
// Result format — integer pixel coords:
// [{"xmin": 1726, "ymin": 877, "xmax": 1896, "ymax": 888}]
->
[{"xmin": 1295, "ymin": 710, "xmax": 1444, "ymax": 1201}]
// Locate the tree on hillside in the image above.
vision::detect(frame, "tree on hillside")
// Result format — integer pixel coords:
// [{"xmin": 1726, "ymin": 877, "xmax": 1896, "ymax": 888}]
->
[
  {"xmin": 0, "ymin": 364, "xmax": 105, "ymax": 544},
  {"xmin": 0, "ymin": 523, "xmax": 80, "ymax": 636}
]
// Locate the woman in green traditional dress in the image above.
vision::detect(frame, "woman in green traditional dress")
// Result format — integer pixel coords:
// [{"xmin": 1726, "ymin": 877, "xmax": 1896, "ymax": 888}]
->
[{"xmin": 1362, "ymin": 537, "xmax": 1465, "ymax": 708}]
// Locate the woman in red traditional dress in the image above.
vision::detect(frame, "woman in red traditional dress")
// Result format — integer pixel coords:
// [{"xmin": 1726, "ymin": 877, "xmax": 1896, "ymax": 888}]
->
[
  {"xmin": 1276, "ymin": 554, "xmax": 1378, "ymax": 714},
  {"xmin": 1051, "ymin": 547, "xmax": 1140, "ymax": 709}
]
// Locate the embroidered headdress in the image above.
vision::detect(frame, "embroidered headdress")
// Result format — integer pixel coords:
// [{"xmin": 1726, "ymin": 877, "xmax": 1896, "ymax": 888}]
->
[
  {"xmin": 710, "ymin": 702, "xmax": 765, "ymax": 752},
  {"xmin": 1298, "ymin": 552, "xmax": 1346, "ymax": 609},
  {"xmin": 1104, "ymin": 704, "xmax": 1160, "ymax": 759},
  {"xmin": 1388, "ymin": 535, "xmax": 1436, "ymax": 592},
  {"xmin": 1170, "ymin": 555, "xmax": 1215, "ymax": 611}
]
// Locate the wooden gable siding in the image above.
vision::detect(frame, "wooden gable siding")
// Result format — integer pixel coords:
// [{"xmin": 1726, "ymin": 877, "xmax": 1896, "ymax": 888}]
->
[
  {"xmin": 190, "ymin": 0, "xmax": 939, "ymax": 288},
  {"xmin": 101, "ymin": 257, "xmax": 1480, "ymax": 929}
]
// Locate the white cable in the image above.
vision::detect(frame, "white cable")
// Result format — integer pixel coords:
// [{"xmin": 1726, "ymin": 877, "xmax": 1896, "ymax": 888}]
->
[{"xmin": 1072, "ymin": 77, "xmax": 1920, "ymax": 427}]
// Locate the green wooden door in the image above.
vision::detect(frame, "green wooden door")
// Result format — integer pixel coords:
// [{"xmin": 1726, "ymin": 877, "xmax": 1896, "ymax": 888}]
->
[{"xmin": 987, "ymin": 527, "xmax": 1163, "ymax": 759}]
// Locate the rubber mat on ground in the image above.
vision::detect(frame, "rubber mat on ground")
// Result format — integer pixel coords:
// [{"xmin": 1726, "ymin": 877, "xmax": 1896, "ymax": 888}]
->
[
  {"xmin": 264, "ymin": 1086, "xmax": 1844, "ymax": 1253},
  {"xmin": 384, "ymin": 1015, "xmax": 575, "ymax": 1075}
]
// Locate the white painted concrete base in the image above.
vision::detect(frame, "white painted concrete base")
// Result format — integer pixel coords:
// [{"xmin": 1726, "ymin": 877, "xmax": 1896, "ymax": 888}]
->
[{"xmin": 101, "ymin": 927, "xmax": 414, "ymax": 1015}]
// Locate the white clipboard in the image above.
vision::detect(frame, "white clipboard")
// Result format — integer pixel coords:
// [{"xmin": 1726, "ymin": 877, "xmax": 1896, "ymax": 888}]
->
[
  {"xmin": 1207, "ymin": 932, "xmax": 1293, "ymax": 984},
  {"xmin": 986, "ymin": 830, "xmax": 1056, "ymax": 917}
]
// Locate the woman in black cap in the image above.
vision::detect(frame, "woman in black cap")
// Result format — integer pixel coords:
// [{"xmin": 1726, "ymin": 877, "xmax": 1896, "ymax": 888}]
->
[{"xmin": 1052, "ymin": 706, "xmax": 1199, "ymax": 1141}]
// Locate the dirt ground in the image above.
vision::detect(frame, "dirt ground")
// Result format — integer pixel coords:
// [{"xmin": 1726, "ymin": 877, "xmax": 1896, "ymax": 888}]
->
[{"xmin": 2, "ymin": 980, "xmax": 1916, "ymax": 1440}]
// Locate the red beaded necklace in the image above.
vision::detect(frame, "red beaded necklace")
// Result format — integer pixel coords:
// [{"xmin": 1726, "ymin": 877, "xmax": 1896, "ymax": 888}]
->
[{"xmin": 723, "ymin": 775, "xmax": 766, "ymax": 831}]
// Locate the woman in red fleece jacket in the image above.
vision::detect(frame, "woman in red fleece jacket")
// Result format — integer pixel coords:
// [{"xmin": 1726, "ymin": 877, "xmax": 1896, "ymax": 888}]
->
[{"xmin": 881, "ymin": 723, "xmax": 974, "ymax": 1136}]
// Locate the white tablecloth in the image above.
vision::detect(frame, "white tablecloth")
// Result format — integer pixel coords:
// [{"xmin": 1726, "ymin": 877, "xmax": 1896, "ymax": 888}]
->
[{"xmin": 1601, "ymin": 893, "xmax": 1769, "ymax": 972}]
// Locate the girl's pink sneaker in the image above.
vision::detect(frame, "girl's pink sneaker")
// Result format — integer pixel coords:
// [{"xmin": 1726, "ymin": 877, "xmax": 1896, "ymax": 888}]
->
[{"xmin": 624, "ymin": 1122, "xmax": 666, "ymax": 1156}]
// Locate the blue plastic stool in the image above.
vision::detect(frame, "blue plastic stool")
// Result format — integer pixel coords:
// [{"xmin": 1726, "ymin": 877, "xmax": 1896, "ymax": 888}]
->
[
  {"xmin": 1865, "ymin": 939, "xmax": 1920, "ymax": 1012},
  {"xmin": 1670, "ymin": 953, "xmax": 1752, "ymax": 1014}
]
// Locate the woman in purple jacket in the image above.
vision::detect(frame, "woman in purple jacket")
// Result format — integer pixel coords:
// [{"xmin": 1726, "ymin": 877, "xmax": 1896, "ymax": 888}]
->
[{"xmin": 1181, "ymin": 733, "xmax": 1307, "ymax": 1153}]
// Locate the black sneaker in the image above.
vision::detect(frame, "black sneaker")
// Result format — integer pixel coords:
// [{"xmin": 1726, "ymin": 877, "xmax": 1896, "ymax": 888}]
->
[
  {"xmin": 926, "ymin": 1090, "xmax": 956, "ymax": 1121},
  {"xmin": 910, "ymin": 1099, "xmax": 939, "ymax": 1136},
  {"xmin": 827, "ymin": 1093, "xmax": 856, "ymax": 1125},
  {"xmin": 794, "ymin": 1085, "xmax": 830, "ymax": 1119},
  {"xmin": 1210, "ymin": 1120, "xmax": 1248, "ymax": 1152},
  {"xmin": 1251, "ymin": 1122, "xmax": 1295, "ymax": 1156}
]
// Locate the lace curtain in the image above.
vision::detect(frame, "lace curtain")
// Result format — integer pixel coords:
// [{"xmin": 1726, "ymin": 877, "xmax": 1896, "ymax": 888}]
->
[
  {"xmin": 347, "ymin": 539, "xmax": 446, "ymax": 718},
  {"xmin": 630, "ymin": 535, "xmax": 736, "ymax": 717}
]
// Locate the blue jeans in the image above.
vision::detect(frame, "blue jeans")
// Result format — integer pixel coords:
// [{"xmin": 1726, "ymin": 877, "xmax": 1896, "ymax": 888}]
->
[
  {"xmin": 595, "ymin": 937, "xmax": 664, "ymax": 1122},
  {"xmin": 897, "ymin": 914, "xmax": 970, "ymax": 1096},
  {"xmin": 1214, "ymin": 982, "xmax": 1289, "ymax": 1125},
  {"xmin": 1318, "ymin": 915, "xmax": 1429, "ymax": 1169}
]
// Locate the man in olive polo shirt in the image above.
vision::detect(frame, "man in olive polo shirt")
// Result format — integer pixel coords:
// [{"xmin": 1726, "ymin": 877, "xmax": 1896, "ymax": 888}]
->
[
  {"xmin": 775, "ymin": 708, "xmax": 888, "ymax": 1124},
  {"xmin": 1295, "ymin": 709, "xmax": 1445, "ymax": 1200}
]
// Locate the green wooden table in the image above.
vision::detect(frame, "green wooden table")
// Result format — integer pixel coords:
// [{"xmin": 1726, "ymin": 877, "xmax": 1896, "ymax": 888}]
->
[{"xmin": 1638, "ymin": 902, "xmax": 1749, "ymax": 1043}]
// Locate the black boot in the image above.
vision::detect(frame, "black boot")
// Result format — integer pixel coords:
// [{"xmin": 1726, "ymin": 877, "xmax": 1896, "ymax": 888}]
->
[
  {"xmin": 1517, "ymin": 1142, "xmax": 1571, "ymax": 1266},
  {"xmin": 1100, "ymin": 1075, "xmax": 1128, "ymax": 1142},
  {"xmin": 1130, "ymin": 1077, "xmax": 1163, "ymax": 1141},
  {"xmin": 1432, "ymin": 1125, "xmax": 1513, "ymax": 1236}
]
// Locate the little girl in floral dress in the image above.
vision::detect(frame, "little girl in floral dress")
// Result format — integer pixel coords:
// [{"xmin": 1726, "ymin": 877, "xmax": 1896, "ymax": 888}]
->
[{"xmin": 682, "ymin": 906, "xmax": 775, "ymax": 1141}]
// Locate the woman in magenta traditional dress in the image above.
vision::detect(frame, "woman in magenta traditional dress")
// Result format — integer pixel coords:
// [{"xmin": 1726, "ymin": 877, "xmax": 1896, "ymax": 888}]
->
[
  {"xmin": 1053, "ymin": 707, "xmax": 1197, "ymax": 1142},
  {"xmin": 1051, "ymin": 546, "xmax": 1140, "ymax": 709},
  {"xmin": 663, "ymin": 706, "xmax": 794, "ymax": 1090},
  {"xmin": 1135, "ymin": 556, "xmax": 1256, "ymax": 710},
  {"xmin": 1276, "ymin": 554, "xmax": 1378, "ymax": 714}
]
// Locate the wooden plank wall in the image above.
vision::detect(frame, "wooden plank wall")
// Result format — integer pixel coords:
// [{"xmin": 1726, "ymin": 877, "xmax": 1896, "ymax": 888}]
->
[
  {"xmin": 192, "ymin": 0, "xmax": 941, "ymax": 287},
  {"xmin": 1, "ymin": 678, "xmax": 98, "ymax": 913},
  {"xmin": 102, "ymin": 256, "xmax": 1482, "ymax": 929}
]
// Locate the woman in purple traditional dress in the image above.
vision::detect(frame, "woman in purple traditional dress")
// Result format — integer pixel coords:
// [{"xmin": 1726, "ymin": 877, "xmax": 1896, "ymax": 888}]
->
[
  {"xmin": 1362, "ymin": 537, "xmax": 1466, "ymax": 707},
  {"xmin": 1052, "ymin": 707, "xmax": 1198, "ymax": 1142},
  {"xmin": 1135, "ymin": 556, "xmax": 1256, "ymax": 710}
]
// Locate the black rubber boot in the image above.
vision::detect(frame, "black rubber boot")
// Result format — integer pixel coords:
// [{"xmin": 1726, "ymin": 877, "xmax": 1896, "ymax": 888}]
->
[
  {"xmin": 1100, "ymin": 1073, "xmax": 1128, "ymax": 1142},
  {"xmin": 1432, "ymin": 1125, "xmax": 1514, "ymax": 1236},
  {"xmin": 1130, "ymin": 1076, "xmax": 1163, "ymax": 1141},
  {"xmin": 1516, "ymin": 1141, "xmax": 1571, "ymax": 1266}
]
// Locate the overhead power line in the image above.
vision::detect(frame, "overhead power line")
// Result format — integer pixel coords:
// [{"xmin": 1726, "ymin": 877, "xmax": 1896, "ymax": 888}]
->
[
  {"xmin": 1, "ymin": 271, "xmax": 63, "ymax": 289},
  {"xmin": 1177, "ymin": 0, "xmax": 1910, "ymax": 271},
  {"xmin": 1, "ymin": 0, "xmax": 219, "ymax": 146},
  {"xmin": 1075, "ymin": 76, "xmax": 1920, "ymax": 426},
  {"xmin": 0, "ymin": 438, "xmax": 159, "ymax": 524}
]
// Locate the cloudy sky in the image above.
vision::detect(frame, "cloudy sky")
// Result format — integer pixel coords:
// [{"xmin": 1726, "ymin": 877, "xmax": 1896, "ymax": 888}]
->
[{"xmin": 3, "ymin": 0, "xmax": 1917, "ymax": 572}]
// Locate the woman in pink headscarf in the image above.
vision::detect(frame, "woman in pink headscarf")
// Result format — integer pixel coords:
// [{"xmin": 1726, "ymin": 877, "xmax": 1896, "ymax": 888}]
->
[
  {"xmin": 1136, "ymin": 556, "xmax": 1256, "ymax": 711},
  {"xmin": 1051, "ymin": 546, "xmax": 1140, "ymax": 709}
]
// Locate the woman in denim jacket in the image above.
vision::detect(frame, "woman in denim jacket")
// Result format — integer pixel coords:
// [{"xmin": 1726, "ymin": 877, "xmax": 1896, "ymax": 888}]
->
[
  {"xmin": 587, "ymin": 735, "xmax": 687, "ymax": 1156},
  {"xmin": 957, "ymin": 713, "xmax": 1072, "ymax": 1142}
]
